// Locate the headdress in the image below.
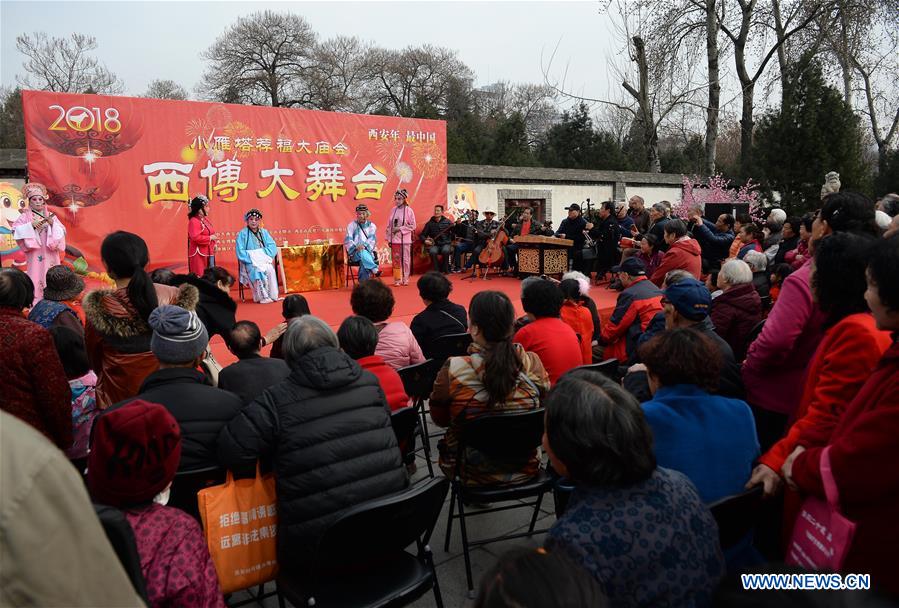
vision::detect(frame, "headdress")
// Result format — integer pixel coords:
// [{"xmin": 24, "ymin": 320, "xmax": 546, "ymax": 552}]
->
[
  {"xmin": 22, "ymin": 183, "xmax": 48, "ymax": 200},
  {"xmin": 244, "ymin": 208, "xmax": 263, "ymax": 221},
  {"xmin": 395, "ymin": 189, "xmax": 408, "ymax": 200}
]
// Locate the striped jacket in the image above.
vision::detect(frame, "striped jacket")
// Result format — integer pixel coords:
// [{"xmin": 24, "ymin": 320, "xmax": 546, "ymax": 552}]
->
[{"xmin": 430, "ymin": 342, "xmax": 550, "ymax": 486}]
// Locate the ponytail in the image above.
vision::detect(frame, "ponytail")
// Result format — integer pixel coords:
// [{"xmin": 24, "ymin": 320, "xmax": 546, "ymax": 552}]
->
[
  {"xmin": 128, "ymin": 266, "xmax": 158, "ymax": 321},
  {"xmin": 100, "ymin": 231, "xmax": 158, "ymax": 322},
  {"xmin": 483, "ymin": 339, "xmax": 522, "ymax": 405},
  {"xmin": 470, "ymin": 291, "xmax": 523, "ymax": 405}
]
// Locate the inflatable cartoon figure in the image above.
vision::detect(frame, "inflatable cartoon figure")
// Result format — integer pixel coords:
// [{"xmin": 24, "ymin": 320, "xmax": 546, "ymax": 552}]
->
[{"xmin": 0, "ymin": 182, "xmax": 27, "ymax": 267}]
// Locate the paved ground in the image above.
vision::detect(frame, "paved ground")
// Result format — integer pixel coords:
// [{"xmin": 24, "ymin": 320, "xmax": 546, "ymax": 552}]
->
[{"xmin": 230, "ymin": 418, "xmax": 557, "ymax": 608}]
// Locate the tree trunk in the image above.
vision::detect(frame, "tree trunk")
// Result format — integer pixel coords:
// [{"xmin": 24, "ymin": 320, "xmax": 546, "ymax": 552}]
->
[
  {"xmin": 705, "ymin": 0, "xmax": 720, "ymax": 175},
  {"xmin": 740, "ymin": 80, "xmax": 755, "ymax": 177},
  {"xmin": 772, "ymin": 0, "xmax": 789, "ymax": 104}
]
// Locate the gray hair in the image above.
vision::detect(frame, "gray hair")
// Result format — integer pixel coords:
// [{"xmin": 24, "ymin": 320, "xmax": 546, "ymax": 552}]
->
[
  {"xmin": 562, "ymin": 271, "xmax": 589, "ymax": 283},
  {"xmin": 282, "ymin": 315, "xmax": 339, "ymax": 364},
  {"xmin": 743, "ymin": 250, "xmax": 768, "ymax": 272},
  {"xmin": 719, "ymin": 259, "xmax": 753, "ymax": 286},
  {"xmin": 768, "ymin": 208, "xmax": 787, "ymax": 224},
  {"xmin": 651, "ymin": 202, "xmax": 668, "ymax": 216},
  {"xmin": 663, "ymin": 269, "xmax": 693, "ymax": 288}
]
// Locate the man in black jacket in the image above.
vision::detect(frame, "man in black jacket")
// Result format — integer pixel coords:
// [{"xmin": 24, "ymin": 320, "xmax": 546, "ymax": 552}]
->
[
  {"xmin": 410, "ymin": 271, "xmax": 468, "ymax": 358},
  {"xmin": 219, "ymin": 321, "xmax": 290, "ymax": 405},
  {"xmin": 419, "ymin": 204, "xmax": 454, "ymax": 273},
  {"xmin": 217, "ymin": 315, "xmax": 407, "ymax": 571},
  {"xmin": 646, "ymin": 202, "xmax": 672, "ymax": 253},
  {"xmin": 588, "ymin": 201, "xmax": 621, "ymax": 281},
  {"xmin": 111, "ymin": 305, "xmax": 243, "ymax": 471},
  {"xmin": 555, "ymin": 203, "xmax": 592, "ymax": 272}
]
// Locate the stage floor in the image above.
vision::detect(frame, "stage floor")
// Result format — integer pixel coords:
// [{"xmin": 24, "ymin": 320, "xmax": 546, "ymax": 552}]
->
[{"xmin": 209, "ymin": 273, "xmax": 620, "ymax": 366}]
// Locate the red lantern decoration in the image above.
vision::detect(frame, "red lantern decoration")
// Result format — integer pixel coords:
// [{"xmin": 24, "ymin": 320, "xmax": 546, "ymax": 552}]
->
[{"xmin": 45, "ymin": 156, "xmax": 120, "ymax": 217}]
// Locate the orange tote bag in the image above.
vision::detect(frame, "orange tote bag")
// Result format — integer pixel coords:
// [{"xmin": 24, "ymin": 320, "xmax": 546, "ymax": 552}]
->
[{"xmin": 198, "ymin": 464, "xmax": 279, "ymax": 593}]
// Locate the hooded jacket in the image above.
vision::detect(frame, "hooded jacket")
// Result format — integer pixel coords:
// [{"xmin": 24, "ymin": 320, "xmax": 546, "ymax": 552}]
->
[
  {"xmin": 84, "ymin": 283, "xmax": 198, "ymax": 408},
  {"xmin": 217, "ymin": 346, "xmax": 408, "ymax": 569},
  {"xmin": 600, "ymin": 276, "xmax": 663, "ymax": 363},
  {"xmin": 711, "ymin": 282, "xmax": 762, "ymax": 360},
  {"xmin": 650, "ymin": 238, "xmax": 702, "ymax": 286}
]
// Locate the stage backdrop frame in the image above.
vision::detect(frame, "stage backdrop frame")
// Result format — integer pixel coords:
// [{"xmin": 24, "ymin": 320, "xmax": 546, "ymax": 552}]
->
[{"xmin": 22, "ymin": 90, "xmax": 447, "ymax": 279}]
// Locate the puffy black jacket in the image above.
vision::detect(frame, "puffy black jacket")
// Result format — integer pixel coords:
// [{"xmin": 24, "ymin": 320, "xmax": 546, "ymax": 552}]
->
[
  {"xmin": 171, "ymin": 274, "xmax": 237, "ymax": 341},
  {"xmin": 216, "ymin": 346, "xmax": 407, "ymax": 568},
  {"xmin": 114, "ymin": 367, "xmax": 243, "ymax": 471}
]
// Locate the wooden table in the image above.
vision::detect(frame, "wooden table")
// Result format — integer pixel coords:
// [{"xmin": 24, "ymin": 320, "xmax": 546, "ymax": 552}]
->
[
  {"xmin": 277, "ymin": 244, "xmax": 345, "ymax": 293},
  {"xmin": 513, "ymin": 235, "xmax": 574, "ymax": 276}
]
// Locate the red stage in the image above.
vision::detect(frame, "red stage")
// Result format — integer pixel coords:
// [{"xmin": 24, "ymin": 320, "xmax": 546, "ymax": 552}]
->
[{"xmin": 209, "ymin": 274, "xmax": 620, "ymax": 367}]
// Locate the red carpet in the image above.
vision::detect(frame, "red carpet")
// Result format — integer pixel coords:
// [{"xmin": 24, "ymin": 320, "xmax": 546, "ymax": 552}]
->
[{"xmin": 209, "ymin": 274, "xmax": 620, "ymax": 366}]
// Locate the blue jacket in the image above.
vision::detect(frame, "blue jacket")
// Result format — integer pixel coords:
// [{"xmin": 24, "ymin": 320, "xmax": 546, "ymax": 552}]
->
[
  {"xmin": 692, "ymin": 220, "xmax": 734, "ymax": 264},
  {"xmin": 641, "ymin": 384, "xmax": 759, "ymax": 503}
]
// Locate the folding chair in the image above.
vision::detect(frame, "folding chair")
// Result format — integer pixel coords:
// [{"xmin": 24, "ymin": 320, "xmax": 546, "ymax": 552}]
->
[
  {"xmin": 277, "ymin": 478, "xmax": 450, "ymax": 608},
  {"xmin": 93, "ymin": 504, "xmax": 150, "ymax": 604},
  {"xmin": 427, "ymin": 332, "xmax": 473, "ymax": 365},
  {"xmin": 709, "ymin": 485, "xmax": 764, "ymax": 551},
  {"xmin": 398, "ymin": 359, "xmax": 444, "ymax": 473},
  {"xmin": 168, "ymin": 466, "xmax": 225, "ymax": 522},
  {"xmin": 346, "ymin": 249, "xmax": 379, "ymax": 287},
  {"xmin": 238, "ymin": 256, "xmax": 283, "ymax": 303},
  {"xmin": 443, "ymin": 409, "xmax": 554, "ymax": 592},
  {"xmin": 391, "ymin": 406, "xmax": 434, "ymax": 479},
  {"xmin": 573, "ymin": 358, "xmax": 621, "ymax": 382}
]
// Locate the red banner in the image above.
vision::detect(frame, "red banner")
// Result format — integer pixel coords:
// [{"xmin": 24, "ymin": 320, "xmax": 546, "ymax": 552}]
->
[{"xmin": 21, "ymin": 90, "xmax": 447, "ymax": 278}]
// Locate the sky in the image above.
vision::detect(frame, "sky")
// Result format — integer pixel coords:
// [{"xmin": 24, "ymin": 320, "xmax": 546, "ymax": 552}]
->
[{"xmin": 1, "ymin": 1, "xmax": 624, "ymax": 104}]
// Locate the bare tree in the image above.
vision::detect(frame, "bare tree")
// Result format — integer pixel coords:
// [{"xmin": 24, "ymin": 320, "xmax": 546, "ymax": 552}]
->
[
  {"xmin": 544, "ymin": 2, "xmax": 707, "ymax": 172},
  {"xmin": 821, "ymin": 0, "xmax": 899, "ymax": 172},
  {"xmin": 308, "ymin": 36, "xmax": 378, "ymax": 113},
  {"xmin": 475, "ymin": 81, "xmax": 558, "ymax": 146},
  {"xmin": 143, "ymin": 79, "xmax": 187, "ymax": 100},
  {"xmin": 366, "ymin": 44, "xmax": 474, "ymax": 117},
  {"xmin": 16, "ymin": 32, "xmax": 124, "ymax": 94},
  {"xmin": 717, "ymin": 0, "xmax": 836, "ymax": 174},
  {"xmin": 200, "ymin": 11, "xmax": 318, "ymax": 107}
]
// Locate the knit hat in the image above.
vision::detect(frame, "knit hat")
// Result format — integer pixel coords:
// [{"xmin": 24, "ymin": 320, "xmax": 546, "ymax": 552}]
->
[
  {"xmin": 149, "ymin": 305, "xmax": 209, "ymax": 363},
  {"xmin": 88, "ymin": 400, "xmax": 182, "ymax": 508},
  {"xmin": 662, "ymin": 278, "xmax": 711, "ymax": 321},
  {"xmin": 42, "ymin": 265, "xmax": 85, "ymax": 301}
]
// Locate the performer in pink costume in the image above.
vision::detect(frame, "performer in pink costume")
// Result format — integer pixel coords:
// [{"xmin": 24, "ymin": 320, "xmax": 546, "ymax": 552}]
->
[
  {"xmin": 187, "ymin": 195, "xmax": 216, "ymax": 276},
  {"xmin": 12, "ymin": 182, "xmax": 66, "ymax": 304},
  {"xmin": 387, "ymin": 189, "xmax": 416, "ymax": 286}
]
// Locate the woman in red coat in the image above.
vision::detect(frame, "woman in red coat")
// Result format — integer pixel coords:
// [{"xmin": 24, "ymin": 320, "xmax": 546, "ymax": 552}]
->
[
  {"xmin": 559, "ymin": 278, "xmax": 594, "ymax": 365},
  {"xmin": 337, "ymin": 315, "xmax": 409, "ymax": 411},
  {"xmin": 747, "ymin": 233, "xmax": 890, "ymax": 517},
  {"xmin": 784, "ymin": 235, "xmax": 899, "ymax": 598},
  {"xmin": 187, "ymin": 195, "xmax": 216, "ymax": 276}
]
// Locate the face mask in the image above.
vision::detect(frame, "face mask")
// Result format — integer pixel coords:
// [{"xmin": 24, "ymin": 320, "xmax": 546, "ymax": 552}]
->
[{"xmin": 153, "ymin": 486, "xmax": 171, "ymax": 506}]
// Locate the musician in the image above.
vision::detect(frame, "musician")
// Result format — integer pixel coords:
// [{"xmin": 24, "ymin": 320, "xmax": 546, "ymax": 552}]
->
[
  {"xmin": 12, "ymin": 182, "xmax": 66, "ymax": 303},
  {"xmin": 419, "ymin": 205, "xmax": 454, "ymax": 273},
  {"xmin": 387, "ymin": 189, "xmax": 416, "ymax": 286},
  {"xmin": 187, "ymin": 195, "xmax": 216, "ymax": 276},
  {"xmin": 588, "ymin": 201, "xmax": 621, "ymax": 282},
  {"xmin": 464, "ymin": 208, "xmax": 500, "ymax": 270},
  {"xmin": 451, "ymin": 209, "xmax": 478, "ymax": 272},
  {"xmin": 555, "ymin": 203, "xmax": 593, "ymax": 273},
  {"xmin": 345, "ymin": 203, "xmax": 379, "ymax": 280},
  {"xmin": 502, "ymin": 207, "xmax": 553, "ymax": 274},
  {"xmin": 236, "ymin": 209, "xmax": 279, "ymax": 304}
]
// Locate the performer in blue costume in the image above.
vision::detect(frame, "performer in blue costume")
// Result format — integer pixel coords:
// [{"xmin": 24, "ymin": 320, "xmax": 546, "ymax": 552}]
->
[
  {"xmin": 344, "ymin": 203, "xmax": 380, "ymax": 280},
  {"xmin": 236, "ymin": 208, "xmax": 279, "ymax": 303}
]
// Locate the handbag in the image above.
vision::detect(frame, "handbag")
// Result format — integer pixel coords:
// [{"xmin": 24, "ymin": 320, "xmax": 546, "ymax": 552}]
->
[
  {"xmin": 198, "ymin": 463, "xmax": 279, "ymax": 593},
  {"xmin": 200, "ymin": 347, "xmax": 223, "ymax": 387},
  {"xmin": 786, "ymin": 446, "xmax": 857, "ymax": 571}
]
